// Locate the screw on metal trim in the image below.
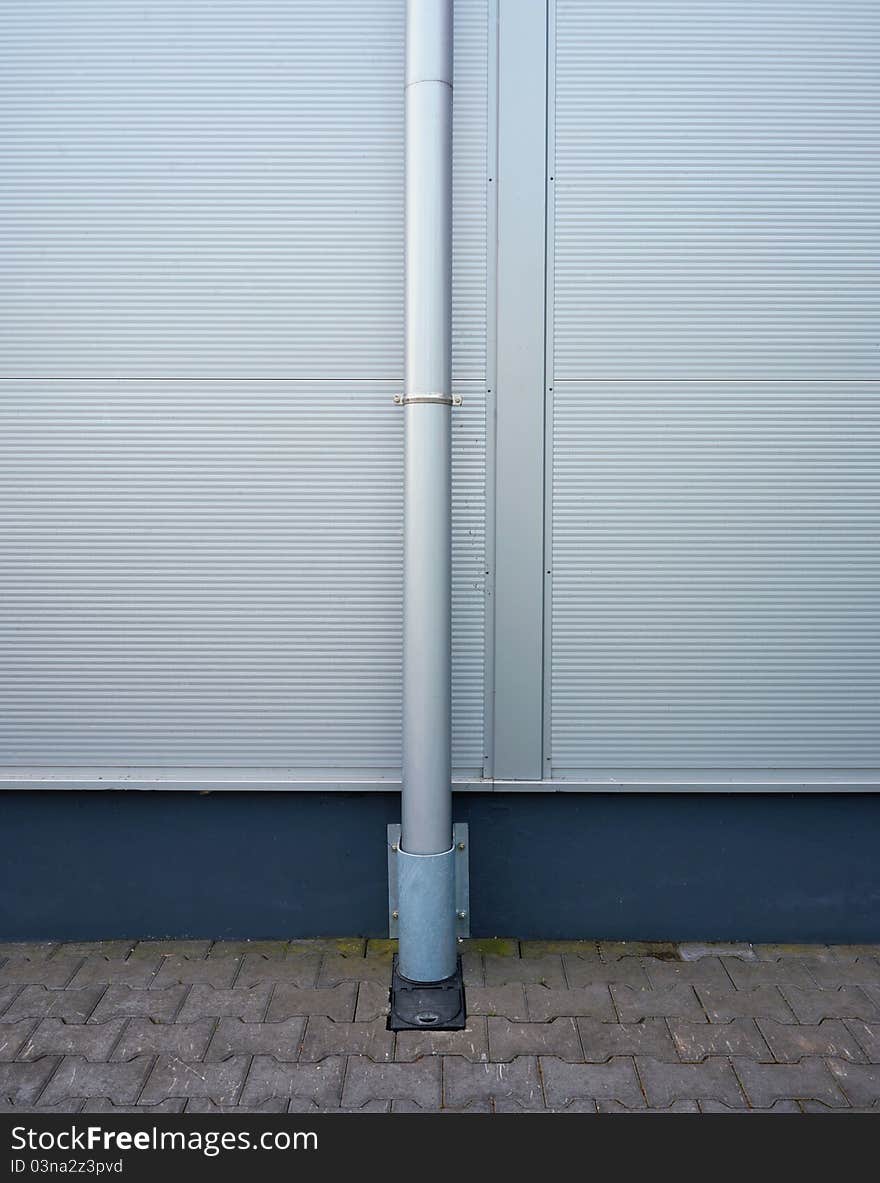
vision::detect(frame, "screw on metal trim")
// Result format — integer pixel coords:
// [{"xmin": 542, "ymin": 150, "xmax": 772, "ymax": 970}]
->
[
  {"xmin": 457, "ymin": 842, "xmax": 466, "ymax": 850},
  {"xmin": 391, "ymin": 843, "xmax": 399, "ymax": 851},
  {"xmin": 392, "ymin": 910, "xmax": 399, "ymax": 920},
  {"xmin": 457, "ymin": 911, "xmax": 467, "ymax": 920}
]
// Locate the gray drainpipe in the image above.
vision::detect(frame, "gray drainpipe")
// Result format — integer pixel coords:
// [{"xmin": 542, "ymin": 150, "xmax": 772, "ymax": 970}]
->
[{"xmin": 389, "ymin": 0, "xmax": 464, "ymax": 1024}]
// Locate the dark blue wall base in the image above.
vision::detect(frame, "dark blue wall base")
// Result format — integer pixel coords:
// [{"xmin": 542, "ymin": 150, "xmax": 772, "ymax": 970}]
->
[{"xmin": 2, "ymin": 791, "xmax": 878, "ymax": 942}]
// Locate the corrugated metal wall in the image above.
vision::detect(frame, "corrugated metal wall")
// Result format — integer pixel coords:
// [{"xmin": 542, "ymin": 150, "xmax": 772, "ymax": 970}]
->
[
  {"xmin": 3, "ymin": 0, "xmax": 877, "ymax": 792},
  {"xmin": 0, "ymin": 0, "xmax": 489, "ymax": 782},
  {"xmin": 548, "ymin": 0, "xmax": 880, "ymax": 774}
]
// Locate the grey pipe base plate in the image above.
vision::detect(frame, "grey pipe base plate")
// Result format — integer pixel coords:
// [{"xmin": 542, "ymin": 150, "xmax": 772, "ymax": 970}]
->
[{"xmin": 388, "ymin": 954, "xmax": 466, "ymax": 1032}]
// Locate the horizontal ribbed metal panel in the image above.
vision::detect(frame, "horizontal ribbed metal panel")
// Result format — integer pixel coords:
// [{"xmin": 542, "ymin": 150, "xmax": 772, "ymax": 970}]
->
[
  {"xmin": 0, "ymin": 0, "xmax": 489, "ymax": 781},
  {"xmin": 553, "ymin": 0, "xmax": 880, "ymax": 379},
  {"xmin": 550, "ymin": 0, "xmax": 880, "ymax": 774},
  {"xmin": 551, "ymin": 383, "xmax": 880, "ymax": 769},
  {"xmin": 0, "ymin": 0, "xmax": 487, "ymax": 380},
  {"xmin": 0, "ymin": 380, "xmax": 486, "ymax": 773}
]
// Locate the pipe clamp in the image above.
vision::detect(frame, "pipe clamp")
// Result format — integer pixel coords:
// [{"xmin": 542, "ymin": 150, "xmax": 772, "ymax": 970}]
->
[{"xmin": 393, "ymin": 393, "xmax": 462, "ymax": 407}]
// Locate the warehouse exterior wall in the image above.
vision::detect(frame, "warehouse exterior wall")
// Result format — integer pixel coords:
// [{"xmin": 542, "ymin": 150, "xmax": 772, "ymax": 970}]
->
[
  {"xmin": 0, "ymin": 0, "xmax": 491, "ymax": 785},
  {"xmin": 1, "ymin": 2, "xmax": 878, "ymax": 937},
  {"xmin": 546, "ymin": 0, "xmax": 880, "ymax": 782}
]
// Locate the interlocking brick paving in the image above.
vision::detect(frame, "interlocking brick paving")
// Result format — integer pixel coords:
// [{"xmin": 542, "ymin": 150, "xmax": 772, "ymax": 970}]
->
[{"xmin": 2, "ymin": 938, "xmax": 879, "ymax": 1112}]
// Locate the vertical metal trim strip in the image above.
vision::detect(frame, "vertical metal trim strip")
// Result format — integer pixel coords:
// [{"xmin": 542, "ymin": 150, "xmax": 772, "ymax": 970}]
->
[
  {"xmin": 482, "ymin": 0, "xmax": 500, "ymax": 779},
  {"xmin": 542, "ymin": 0, "xmax": 557, "ymax": 778},
  {"xmin": 492, "ymin": 0, "xmax": 549, "ymax": 780}
]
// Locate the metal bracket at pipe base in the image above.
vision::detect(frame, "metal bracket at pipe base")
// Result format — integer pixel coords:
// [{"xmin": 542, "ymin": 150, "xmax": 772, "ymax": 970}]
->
[{"xmin": 396, "ymin": 843, "xmax": 457, "ymax": 984}]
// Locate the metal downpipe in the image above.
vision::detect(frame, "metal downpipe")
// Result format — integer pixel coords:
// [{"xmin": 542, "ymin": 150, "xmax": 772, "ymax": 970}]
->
[{"xmin": 397, "ymin": 0, "xmax": 457, "ymax": 986}]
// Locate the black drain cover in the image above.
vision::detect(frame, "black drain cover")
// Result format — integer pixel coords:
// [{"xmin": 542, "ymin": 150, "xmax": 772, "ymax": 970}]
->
[{"xmin": 388, "ymin": 954, "xmax": 466, "ymax": 1031}]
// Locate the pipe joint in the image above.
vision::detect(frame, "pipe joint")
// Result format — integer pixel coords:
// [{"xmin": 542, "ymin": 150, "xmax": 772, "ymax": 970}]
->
[
  {"xmin": 405, "ymin": 77, "xmax": 453, "ymax": 91},
  {"xmin": 405, "ymin": 0, "xmax": 453, "ymax": 89}
]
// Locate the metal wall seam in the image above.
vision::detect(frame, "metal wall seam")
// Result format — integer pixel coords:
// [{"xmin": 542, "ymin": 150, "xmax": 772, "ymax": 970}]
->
[
  {"xmin": 3, "ymin": 770, "xmax": 879, "ymax": 792},
  {"xmin": 480, "ymin": 0, "xmax": 500, "ymax": 780},
  {"xmin": 541, "ymin": 0, "xmax": 557, "ymax": 779}
]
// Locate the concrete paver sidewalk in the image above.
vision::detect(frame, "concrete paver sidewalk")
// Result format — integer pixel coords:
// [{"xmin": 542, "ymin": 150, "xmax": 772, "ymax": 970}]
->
[{"xmin": 2, "ymin": 939, "xmax": 879, "ymax": 1113}]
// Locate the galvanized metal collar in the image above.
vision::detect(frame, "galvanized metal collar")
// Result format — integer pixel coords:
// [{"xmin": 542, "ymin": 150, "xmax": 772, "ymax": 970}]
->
[{"xmin": 393, "ymin": 393, "xmax": 462, "ymax": 407}]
